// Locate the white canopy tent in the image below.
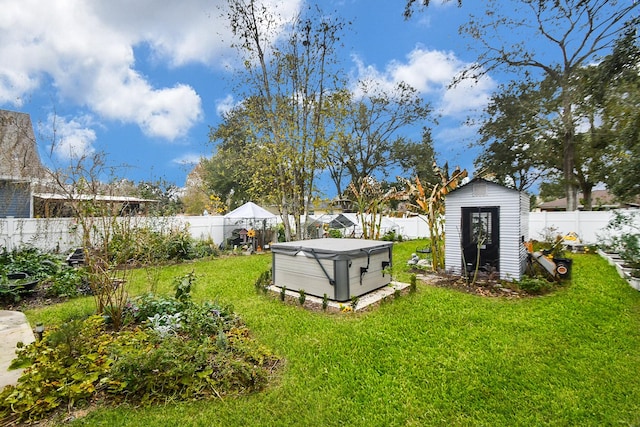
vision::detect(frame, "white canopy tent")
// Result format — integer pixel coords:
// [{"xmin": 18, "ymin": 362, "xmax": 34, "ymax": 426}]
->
[{"xmin": 223, "ymin": 202, "xmax": 278, "ymax": 250}]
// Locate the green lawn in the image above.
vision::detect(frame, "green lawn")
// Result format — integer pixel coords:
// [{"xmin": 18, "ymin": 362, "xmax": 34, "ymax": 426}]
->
[{"xmin": 25, "ymin": 240, "xmax": 640, "ymax": 426}]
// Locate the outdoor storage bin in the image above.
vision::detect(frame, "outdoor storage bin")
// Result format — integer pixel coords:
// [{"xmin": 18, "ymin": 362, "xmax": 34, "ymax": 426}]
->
[{"xmin": 271, "ymin": 238, "xmax": 393, "ymax": 302}]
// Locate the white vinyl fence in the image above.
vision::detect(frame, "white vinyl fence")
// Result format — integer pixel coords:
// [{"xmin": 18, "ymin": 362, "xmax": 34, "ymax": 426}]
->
[
  {"xmin": 0, "ymin": 217, "xmax": 82, "ymax": 253},
  {"xmin": 0, "ymin": 210, "xmax": 637, "ymax": 253},
  {"xmin": 0, "ymin": 216, "xmax": 226, "ymax": 254},
  {"xmin": 528, "ymin": 210, "xmax": 640, "ymax": 244}
]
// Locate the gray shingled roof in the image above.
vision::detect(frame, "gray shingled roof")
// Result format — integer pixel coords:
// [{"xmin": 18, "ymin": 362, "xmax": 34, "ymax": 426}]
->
[
  {"xmin": 537, "ymin": 189, "xmax": 640, "ymax": 210},
  {"xmin": 0, "ymin": 109, "xmax": 48, "ymax": 180}
]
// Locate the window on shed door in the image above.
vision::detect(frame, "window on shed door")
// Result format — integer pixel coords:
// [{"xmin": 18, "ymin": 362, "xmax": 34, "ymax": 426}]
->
[{"xmin": 470, "ymin": 211, "xmax": 493, "ymax": 244}]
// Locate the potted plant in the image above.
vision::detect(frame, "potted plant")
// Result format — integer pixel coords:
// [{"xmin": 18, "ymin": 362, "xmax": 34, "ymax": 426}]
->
[{"xmin": 0, "ymin": 272, "xmax": 39, "ymax": 302}]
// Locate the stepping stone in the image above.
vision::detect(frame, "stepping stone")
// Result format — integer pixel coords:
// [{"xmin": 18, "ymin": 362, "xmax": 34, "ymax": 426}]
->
[{"xmin": 0, "ymin": 311, "xmax": 35, "ymax": 390}]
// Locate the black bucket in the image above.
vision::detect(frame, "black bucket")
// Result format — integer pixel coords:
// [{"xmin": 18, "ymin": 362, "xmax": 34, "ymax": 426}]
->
[{"xmin": 554, "ymin": 257, "xmax": 573, "ymax": 280}]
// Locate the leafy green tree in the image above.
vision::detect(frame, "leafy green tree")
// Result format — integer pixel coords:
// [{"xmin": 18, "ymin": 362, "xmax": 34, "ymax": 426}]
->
[
  {"xmin": 327, "ymin": 81, "xmax": 431, "ymax": 196},
  {"xmin": 536, "ymin": 31, "xmax": 640, "ymax": 206},
  {"xmin": 538, "ymin": 179, "xmax": 565, "ymax": 203},
  {"xmin": 477, "ymin": 66, "xmax": 626, "ymax": 209},
  {"xmin": 591, "ymin": 30, "xmax": 640, "ymax": 200},
  {"xmin": 135, "ymin": 179, "xmax": 183, "ymax": 216},
  {"xmin": 567, "ymin": 66, "xmax": 614, "ymax": 210},
  {"xmin": 225, "ymin": 1, "xmax": 347, "ymax": 240},
  {"xmin": 475, "ymin": 79, "xmax": 557, "ymax": 191},
  {"xmin": 181, "ymin": 162, "xmax": 232, "ymax": 215},
  {"xmin": 410, "ymin": 0, "xmax": 638, "ymax": 210},
  {"xmin": 393, "ymin": 127, "xmax": 438, "ymax": 188},
  {"xmin": 204, "ymin": 106, "xmax": 256, "ymax": 210}
]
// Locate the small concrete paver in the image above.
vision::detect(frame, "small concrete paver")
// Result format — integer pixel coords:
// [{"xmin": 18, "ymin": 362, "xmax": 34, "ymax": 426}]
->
[{"xmin": 0, "ymin": 310, "xmax": 35, "ymax": 390}]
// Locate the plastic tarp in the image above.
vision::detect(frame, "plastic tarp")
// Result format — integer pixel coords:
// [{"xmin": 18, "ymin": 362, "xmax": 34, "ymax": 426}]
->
[{"xmin": 307, "ymin": 213, "xmax": 355, "ymax": 229}]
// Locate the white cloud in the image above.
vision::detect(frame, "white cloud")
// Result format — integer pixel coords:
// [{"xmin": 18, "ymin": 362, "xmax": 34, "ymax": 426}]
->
[
  {"xmin": 0, "ymin": 0, "xmax": 302, "ymax": 141},
  {"xmin": 215, "ymin": 94, "xmax": 239, "ymax": 117},
  {"xmin": 352, "ymin": 47, "xmax": 496, "ymax": 119},
  {"xmin": 435, "ymin": 123, "xmax": 479, "ymax": 144},
  {"xmin": 0, "ymin": 0, "xmax": 207, "ymax": 140},
  {"xmin": 388, "ymin": 49, "xmax": 462, "ymax": 93},
  {"xmin": 45, "ymin": 114, "xmax": 97, "ymax": 160},
  {"xmin": 172, "ymin": 153, "xmax": 202, "ymax": 166},
  {"xmin": 86, "ymin": 0, "xmax": 232, "ymax": 67},
  {"xmin": 440, "ymin": 72, "xmax": 494, "ymax": 116}
]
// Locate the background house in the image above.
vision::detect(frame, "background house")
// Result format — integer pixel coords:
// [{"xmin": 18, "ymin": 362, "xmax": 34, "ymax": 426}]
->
[
  {"xmin": 0, "ymin": 109, "xmax": 48, "ymax": 218},
  {"xmin": 536, "ymin": 190, "xmax": 640, "ymax": 211},
  {"xmin": 1, "ymin": 109, "xmax": 156, "ymax": 218}
]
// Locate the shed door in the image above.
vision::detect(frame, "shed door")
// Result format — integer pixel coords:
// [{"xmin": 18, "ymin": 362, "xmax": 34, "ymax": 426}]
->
[{"xmin": 461, "ymin": 207, "xmax": 500, "ymax": 273}]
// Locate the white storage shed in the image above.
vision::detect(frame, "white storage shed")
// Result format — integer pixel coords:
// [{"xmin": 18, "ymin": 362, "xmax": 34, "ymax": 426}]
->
[{"xmin": 444, "ymin": 179, "xmax": 529, "ymax": 281}]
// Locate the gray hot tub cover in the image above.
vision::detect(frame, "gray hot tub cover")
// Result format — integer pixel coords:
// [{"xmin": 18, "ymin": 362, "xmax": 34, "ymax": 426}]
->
[{"xmin": 271, "ymin": 238, "xmax": 392, "ymax": 260}]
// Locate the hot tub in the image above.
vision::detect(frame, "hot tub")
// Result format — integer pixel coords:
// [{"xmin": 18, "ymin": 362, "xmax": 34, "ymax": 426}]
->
[{"xmin": 271, "ymin": 238, "xmax": 393, "ymax": 302}]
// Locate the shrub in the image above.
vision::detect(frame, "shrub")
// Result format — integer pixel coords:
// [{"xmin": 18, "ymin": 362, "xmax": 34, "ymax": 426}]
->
[
  {"xmin": 0, "ymin": 288, "xmax": 279, "ymax": 423},
  {"xmin": 0, "ymin": 247, "xmax": 61, "ymax": 280},
  {"xmin": 126, "ymin": 293, "xmax": 183, "ymax": 322},
  {"xmin": 619, "ymin": 234, "xmax": 640, "ymax": 268},
  {"xmin": 174, "ymin": 270, "xmax": 196, "ymax": 304},
  {"xmin": 381, "ymin": 230, "xmax": 403, "ymax": 242},
  {"xmin": 165, "ymin": 226, "xmax": 194, "ymax": 260},
  {"xmin": 600, "ymin": 211, "xmax": 640, "ymax": 265},
  {"xmin": 0, "ymin": 316, "xmax": 114, "ymax": 422},
  {"xmin": 0, "ymin": 284, "xmax": 22, "ymax": 304},
  {"xmin": 517, "ymin": 275, "xmax": 555, "ymax": 295},
  {"xmin": 0, "ymin": 247, "xmax": 90, "ymax": 300},
  {"xmin": 185, "ymin": 301, "xmax": 240, "ymax": 337},
  {"xmin": 276, "ymin": 224, "xmax": 286, "ymax": 242},
  {"xmin": 189, "ymin": 238, "xmax": 220, "ymax": 259},
  {"xmin": 327, "ymin": 229, "xmax": 343, "ymax": 238},
  {"xmin": 254, "ymin": 269, "xmax": 272, "ymax": 294},
  {"xmin": 42, "ymin": 268, "xmax": 90, "ymax": 298},
  {"xmin": 108, "ymin": 224, "xmax": 218, "ymax": 266}
]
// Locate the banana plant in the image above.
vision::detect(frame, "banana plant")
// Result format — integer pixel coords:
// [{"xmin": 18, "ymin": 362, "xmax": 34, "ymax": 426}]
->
[{"xmin": 402, "ymin": 162, "xmax": 468, "ymax": 270}]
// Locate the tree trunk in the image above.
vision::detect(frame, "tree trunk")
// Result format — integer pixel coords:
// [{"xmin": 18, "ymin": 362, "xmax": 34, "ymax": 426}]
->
[
  {"xmin": 280, "ymin": 195, "xmax": 293, "ymax": 241},
  {"xmin": 562, "ymin": 88, "xmax": 578, "ymax": 211},
  {"xmin": 563, "ymin": 133, "xmax": 578, "ymax": 211},
  {"xmin": 582, "ymin": 184, "xmax": 593, "ymax": 211}
]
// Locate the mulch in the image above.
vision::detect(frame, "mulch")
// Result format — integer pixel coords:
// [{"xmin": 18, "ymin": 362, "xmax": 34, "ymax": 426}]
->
[
  {"xmin": 414, "ymin": 270, "xmax": 525, "ymax": 298},
  {"xmin": 0, "ymin": 282, "xmax": 74, "ymax": 312}
]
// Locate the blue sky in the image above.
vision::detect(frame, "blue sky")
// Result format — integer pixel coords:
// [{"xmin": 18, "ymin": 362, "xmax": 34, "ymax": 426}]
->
[{"xmin": 1, "ymin": 0, "xmax": 513, "ymax": 196}]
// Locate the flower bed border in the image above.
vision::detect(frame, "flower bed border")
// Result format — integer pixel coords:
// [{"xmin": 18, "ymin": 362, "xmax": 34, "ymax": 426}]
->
[{"xmin": 597, "ymin": 249, "xmax": 640, "ymax": 291}]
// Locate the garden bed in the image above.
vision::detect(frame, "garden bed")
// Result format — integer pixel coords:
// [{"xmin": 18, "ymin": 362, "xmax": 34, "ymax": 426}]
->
[{"xmin": 414, "ymin": 271, "xmax": 526, "ymax": 297}]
